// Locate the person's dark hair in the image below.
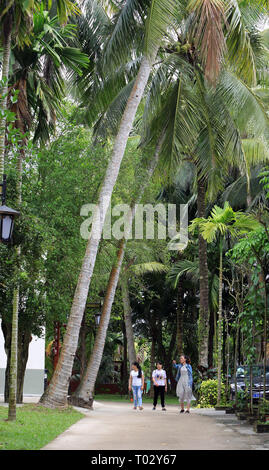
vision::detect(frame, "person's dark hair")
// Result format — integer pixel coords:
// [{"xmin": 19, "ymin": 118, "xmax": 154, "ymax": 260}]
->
[
  {"xmin": 181, "ymin": 354, "xmax": 191, "ymax": 364},
  {"xmin": 132, "ymin": 361, "xmax": 142, "ymax": 378},
  {"xmin": 156, "ymin": 361, "xmax": 163, "ymax": 367}
]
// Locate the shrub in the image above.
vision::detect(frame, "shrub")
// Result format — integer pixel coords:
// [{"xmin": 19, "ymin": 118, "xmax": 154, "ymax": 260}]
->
[{"xmin": 199, "ymin": 379, "xmax": 226, "ymax": 408}]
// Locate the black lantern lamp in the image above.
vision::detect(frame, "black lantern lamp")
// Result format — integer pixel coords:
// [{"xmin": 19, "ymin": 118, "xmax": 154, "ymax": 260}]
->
[
  {"xmin": 0, "ymin": 175, "xmax": 20, "ymax": 244},
  {"xmin": 94, "ymin": 291, "xmax": 105, "ymax": 327},
  {"xmin": 94, "ymin": 311, "xmax": 101, "ymax": 327}
]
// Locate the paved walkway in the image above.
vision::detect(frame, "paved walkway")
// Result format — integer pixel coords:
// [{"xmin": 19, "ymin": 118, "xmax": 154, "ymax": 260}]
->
[{"xmin": 42, "ymin": 401, "xmax": 269, "ymax": 451}]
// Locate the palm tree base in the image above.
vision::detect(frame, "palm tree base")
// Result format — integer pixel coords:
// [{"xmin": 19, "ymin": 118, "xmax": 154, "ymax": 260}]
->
[{"xmin": 68, "ymin": 395, "xmax": 93, "ymax": 410}]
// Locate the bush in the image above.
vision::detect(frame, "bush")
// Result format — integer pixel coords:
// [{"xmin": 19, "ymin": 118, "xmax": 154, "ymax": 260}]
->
[{"xmin": 199, "ymin": 379, "xmax": 226, "ymax": 408}]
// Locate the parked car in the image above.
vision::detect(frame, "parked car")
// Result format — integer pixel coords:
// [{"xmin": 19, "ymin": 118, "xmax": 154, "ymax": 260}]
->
[{"xmin": 230, "ymin": 365, "xmax": 269, "ymax": 402}]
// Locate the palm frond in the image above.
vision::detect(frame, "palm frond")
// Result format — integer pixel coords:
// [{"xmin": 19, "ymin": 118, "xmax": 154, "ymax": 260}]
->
[
  {"xmin": 144, "ymin": 0, "xmax": 178, "ymax": 61},
  {"xmin": 188, "ymin": 0, "xmax": 227, "ymax": 84},
  {"xmin": 129, "ymin": 261, "xmax": 169, "ymax": 276},
  {"xmin": 166, "ymin": 259, "xmax": 199, "ymax": 288}
]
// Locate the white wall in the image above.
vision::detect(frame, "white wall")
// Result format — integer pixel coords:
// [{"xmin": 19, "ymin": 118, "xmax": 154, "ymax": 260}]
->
[{"xmin": 0, "ymin": 320, "xmax": 45, "ymax": 395}]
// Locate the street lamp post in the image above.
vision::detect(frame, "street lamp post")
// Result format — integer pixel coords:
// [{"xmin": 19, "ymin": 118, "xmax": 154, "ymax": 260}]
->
[
  {"xmin": 0, "ymin": 174, "xmax": 20, "ymax": 243},
  {"xmin": 87, "ymin": 291, "xmax": 104, "ymax": 328}
]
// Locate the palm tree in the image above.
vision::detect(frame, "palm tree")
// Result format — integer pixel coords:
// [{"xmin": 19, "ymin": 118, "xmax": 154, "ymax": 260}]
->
[
  {"xmin": 68, "ymin": 132, "xmax": 165, "ymax": 408},
  {"xmin": 189, "ymin": 202, "xmax": 260, "ymax": 403},
  {"xmin": 0, "ymin": 0, "xmax": 81, "ymax": 176},
  {"xmin": 0, "ymin": 0, "xmax": 43, "ymax": 423},
  {"xmin": 138, "ymin": 0, "xmax": 269, "ymax": 371},
  {"xmin": 40, "ymin": 0, "xmax": 179, "ymax": 409},
  {"xmin": 2, "ymin": 3, "xmax": 87, "ymax": 421},
  {"xmin": 0, "ymin": 0, "xmax": 38, "ymax": 181}
]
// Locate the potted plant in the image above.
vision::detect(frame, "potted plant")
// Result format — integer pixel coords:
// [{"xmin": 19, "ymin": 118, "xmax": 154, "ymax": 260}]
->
[
  {"xmin": 253, "ymin": 421, "xmax": 269, "ymax": 433},
  {"xmin": 258, "ymin": 400, "xmax": 269, "ymax": 423},
  {"xmin": 235, "ymin": 390, "xmax": 249, "ymax": 419}
]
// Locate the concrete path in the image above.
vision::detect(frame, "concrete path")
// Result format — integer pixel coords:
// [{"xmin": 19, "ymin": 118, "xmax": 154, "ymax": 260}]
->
[{"xmin": 42, "ymin": 401, "xmax": 269, "ymax": 451}]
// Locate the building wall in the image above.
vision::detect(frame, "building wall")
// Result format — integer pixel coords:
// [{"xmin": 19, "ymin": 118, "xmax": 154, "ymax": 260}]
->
[{"xmin": 0, "ymin": 320, "xmax": 45, "ymax": 396}]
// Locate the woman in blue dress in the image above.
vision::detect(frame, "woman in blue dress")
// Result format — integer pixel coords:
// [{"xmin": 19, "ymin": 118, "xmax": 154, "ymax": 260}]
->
[{"xmin": 172, "ymin": 355, "xmax": 193, "ymax": 413}]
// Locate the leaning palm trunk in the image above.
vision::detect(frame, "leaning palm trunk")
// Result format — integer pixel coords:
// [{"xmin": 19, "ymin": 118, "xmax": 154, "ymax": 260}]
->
[
  {"xmin": 69, "ymin": 134, "xmax": 164, "ymax": 407},
  {"xmin": 69, "ymin": 238, "xmax": 127, "ymax": 408},
  {"xmin": 40, "ymin": 55, "xmax": 153, "ymax": 409},
  {"xmin": 197, "ymin": 177, "xmax": 210, "ymax": 370},
  {"xmin": 121, "ymin": 273, "xmax": 136, "ymax": 367},
  {"xmin": 0, "ymin": 22, "xmax": 11, "ymax": 178},
  {"xmin": 217, "ymin": 237, "xmax": 223, "ymax": 405}
]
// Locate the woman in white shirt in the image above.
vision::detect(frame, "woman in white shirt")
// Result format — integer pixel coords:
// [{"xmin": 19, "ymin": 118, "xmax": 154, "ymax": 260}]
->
[
  {"xmin": 152, "ymin": 361, "xmax": 167, "ymax": 411},
  {"xmin": 128, "ymin": 362, "xmax": 144, "ymax": 410}
]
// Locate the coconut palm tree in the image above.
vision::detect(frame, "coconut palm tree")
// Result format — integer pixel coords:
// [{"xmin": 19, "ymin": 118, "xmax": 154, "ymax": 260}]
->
[
  {"xmin": 1, "ymin": 2, "xmax": 87, "ymax": 421},
  {"xmin": 0, "ymin": 0, "xmax": 38, "ymax": 181},
  {"xmin": 41, "ymin": 0, "xmax": 269, "ymax": 409},
  {"xmin": 189, "ymin": 202, "xmax": 260, "ymax": 403},
  {"xmin": 138, "ymin": 0, "xmax": 269, "ymax": 371},
  {"xmin": 40, "ymin": 0, "xmax": 180, "ymax": 409},
  {"xmin": 68, "ymin": 132, "xmax": 165, "ymax": 408}
]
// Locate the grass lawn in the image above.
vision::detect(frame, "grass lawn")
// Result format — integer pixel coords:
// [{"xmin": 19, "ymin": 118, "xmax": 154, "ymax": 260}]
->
[
  {"xmin": 94, "ymin": 393, "xmax": 197, "ymax": 406},
  {"xmin": 0, "ymin": 404, "xmax": 84, "ymax": 450}
]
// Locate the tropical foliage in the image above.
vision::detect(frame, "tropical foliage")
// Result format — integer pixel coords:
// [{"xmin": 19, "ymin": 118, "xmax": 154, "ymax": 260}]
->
[{"xmin": 0, "ymin": 0, "xmax": 268, "ymax": 420}]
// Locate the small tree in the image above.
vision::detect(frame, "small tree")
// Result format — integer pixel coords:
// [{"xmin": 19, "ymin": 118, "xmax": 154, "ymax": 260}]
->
[{"xmin": 190, "ymin": 202, "xmax": 260, "ymax": 404}]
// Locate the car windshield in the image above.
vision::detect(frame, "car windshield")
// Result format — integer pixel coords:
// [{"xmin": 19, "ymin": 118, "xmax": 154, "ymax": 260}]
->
[{"xmin": 236, "ymin": 365, "xmax": 269, "ymax": 378}]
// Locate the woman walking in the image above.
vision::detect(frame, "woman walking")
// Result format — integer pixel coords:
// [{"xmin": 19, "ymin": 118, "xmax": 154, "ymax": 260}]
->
[
  {"xmin": 152, "ymin": 361, "xmax": 167, "ymax": 411},
  {"xmin": 129, "ymin": 362, "xmax": 144, "ymax": 410},
  {"xmin": 173, "ymin": 355, "xmax": 193, "ymax": 413}
]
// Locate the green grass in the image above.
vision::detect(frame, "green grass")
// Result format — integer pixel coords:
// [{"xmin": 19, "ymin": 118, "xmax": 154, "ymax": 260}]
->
[
  {"xmin": 0, "ymin": 404, "xmax": 84, "ymax": 450},
  {"xmin": 94, "ymin": 393, "xmax": 197, "ymax": 406}
]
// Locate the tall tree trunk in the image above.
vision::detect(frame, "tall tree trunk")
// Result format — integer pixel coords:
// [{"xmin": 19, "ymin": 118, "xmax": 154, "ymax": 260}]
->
[
  {"xmin": 121, "ymin": 273, "xmax": 136, "ymax": 367},
  {"xmin": 166, "ymin": 327, "xmax": 177, "ymax": 392},
  {"xmin": 69, "ymin": 238, "xmax": 126, "ymax": 408},
  {"xmin": 176, "ymin": 282, "xmax": 184, "ymax": 356},
  {"xmin": 0, "ymin": 18, "xmax": 11, "ymax": 177},
  {"xmin": 8, "ymin": 145, "xmax": 22, "ymax": 420},
  {"xmin": 233, "ymin": 317, "xmax": 240, "ymax": 407},
  {"xmin": 208, "ymin": 307, "xmax": 214, "ymax": 368},
  {"xmin": 150, "ymin": 337, "xmax": 156, "ymax": 398},
  {"xmin": 197, "ymin": 177, "xmax": 209, "ymax": 370},
  {"xmin": 68, "ymin": 133, "xmax": 164, "ymax": 408},
  {"xmin": 217, "ymin": 238, "xmax": 223, "ymax": 405},
  {"xmin": 260, "ymin": 270, "xmax": 268, "ymax": 402},
  {"xmin": 40, "ymin": 55, "xmax": 153, "ymax": 409},
  {"xmin": 225, "ymin": 310, "xmax": 230, "ymax": 400},
  {"xmin": 3, "ymin": 318, "xmax": 32, "ymax": 403},
  {"xmin": 121, "ymin": 319, "xmax": 128, "ymax": 395},
  {"xmin": 77, "ymin": 312, "xmax": 87, "ymax": 378}
]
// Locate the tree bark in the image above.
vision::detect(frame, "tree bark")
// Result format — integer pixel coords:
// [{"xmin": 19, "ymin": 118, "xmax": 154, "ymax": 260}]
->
[
  {"xmin": 176, "ymin": 282, "xmax": 184, "ymax": 356},
  {"xmin": 197, "ymin": 177, "xmax": 210, "ymax": 370},
  {"xmin": 0, "ymin": 18, "xmax": 11, "ymax": 178},
  {"xmin": 40, "ymin": 55, "xmax": 153, "ymax": 409},
  {"xmin": 208, "ymin": 307, "xmax": 215, "ymax": 368},
  {"xmin": 68, "ymin": 132, "xmax": 164, "ymax": 407},
  {"xmin": 2, "ymin": 318, "xmax": 32, "ymax": 403},
  {"xmin": 121, "ymin": 273, "xmax": 136, "ymax": 367},
  {"xmin": 217, "ymin": 238, "xmax": 223, "ymax": 405},
  {"xmin": 69, "ymin": 238, "xmax": 126, "ymax": 408},
  {"xmin": 233, "ymin": 318, "xmax": 239, "ymax": 407},
  {"xmin": 8, "ymin": 143, "xmax": 22, "ymax": 420},
  {"xmin": 121, "ymin": 319, "xmax": 128, "ymax": 395},
  {"xmin": 150, "ymin": 337, "xmax": 156, "ymax": 398}
]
